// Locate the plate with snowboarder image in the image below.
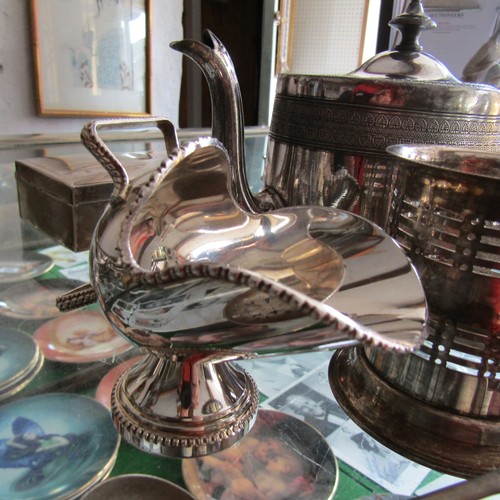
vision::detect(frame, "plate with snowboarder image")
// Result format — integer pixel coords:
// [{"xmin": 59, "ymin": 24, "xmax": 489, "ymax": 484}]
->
[{"xmin": 0, "ymin": 393, "xmax": 120, "ymax": 499}]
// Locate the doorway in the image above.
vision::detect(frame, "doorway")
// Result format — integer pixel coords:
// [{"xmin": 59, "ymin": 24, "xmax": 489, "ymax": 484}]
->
[{"xmin": 180, "ymin": 0, "xmax": 267, "ymax": 128}]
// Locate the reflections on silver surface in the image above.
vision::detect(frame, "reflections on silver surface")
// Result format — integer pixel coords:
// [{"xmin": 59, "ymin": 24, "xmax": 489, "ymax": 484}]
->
[
  {"xmin": 62, "ymin": 23, "xmax": 438, "ymax": 457},
  {"xmin": 263, "ymin": 2, "xmax": 499, "ymax": 230},
  {"xmin": 123, "ymin": 143, "xmax": 344, "ymax": 302},
  {"xmin": 381, "ymin": 144, "xmax": 500, "ymax": 417},
  {"xmin": 84, "ymin": 130, "xmax": 427, "ymax": 458},
  {"xmin": 111, "ymin": 350, "xmax": 259, "ymax": 458},
  {"xmin": 330, "ymin": 347, "xmax": 500, "ymax": 478},
  {"xmin": 89, "ymin": 136, "xmax": 426, "ymax": 356},
  {"xmin": 328, "ymin": 147, "xmax": 500, "ymax": 475},
  {"xmin": 387, "ymin": 144, "xmax": 500, "ymax": 181}
]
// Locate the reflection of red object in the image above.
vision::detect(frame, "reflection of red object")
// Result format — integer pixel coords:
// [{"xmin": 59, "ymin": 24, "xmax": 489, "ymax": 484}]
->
[
  {"xmin": 95, "ymin": 356, "xmax": 143, "ymax": 409},
  {"xmin": 129, "ymin": 218, "xmax": 155, "ymax": 257},
  {"xmin": 352, "ymin": 83, "xmax": 405, "ymax": 107},
  {"xmin": 460, "ymin": 156, "xmax": 495, "ymax": 176},
  {"xmin": 353, "ymin": 83, "xmax": 384, "ymax": 95},
  {"xmin": 178, "ymin": 353, "xmax": 205, "ymax": 416}
]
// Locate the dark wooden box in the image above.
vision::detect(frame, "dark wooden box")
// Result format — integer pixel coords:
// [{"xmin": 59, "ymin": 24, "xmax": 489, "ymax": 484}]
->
[{"xmin": 15, "ymin": 152, "xmax": 161, "ymax": 252}]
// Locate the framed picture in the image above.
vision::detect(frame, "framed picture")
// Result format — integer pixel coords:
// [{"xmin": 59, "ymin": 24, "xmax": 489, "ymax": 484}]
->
[{"xmin": 30, "ymin": 0, "xmax": 151, "ymax": 117}]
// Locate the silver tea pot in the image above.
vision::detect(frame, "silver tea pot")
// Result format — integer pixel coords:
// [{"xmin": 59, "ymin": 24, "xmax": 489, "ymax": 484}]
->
[{"xmin": 264, "ymin": 0, "xmax": 500, "ymax": 229}]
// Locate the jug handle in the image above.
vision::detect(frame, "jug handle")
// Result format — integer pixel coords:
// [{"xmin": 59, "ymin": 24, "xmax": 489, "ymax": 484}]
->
[{"xmin": 81, "ymin": 117, "xmax": 179, "ymax": 204}]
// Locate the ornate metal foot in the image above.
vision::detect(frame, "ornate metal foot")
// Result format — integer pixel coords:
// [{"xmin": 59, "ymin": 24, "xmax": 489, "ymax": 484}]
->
[{"xmin": 111, "ymin": 351, "xmax": 259, "ymax": 458}]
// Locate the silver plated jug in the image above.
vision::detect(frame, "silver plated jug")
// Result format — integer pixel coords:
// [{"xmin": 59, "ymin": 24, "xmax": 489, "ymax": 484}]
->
[{"xmin": 56, "ymin": 32, "xmax": 428, "ymax": 458}]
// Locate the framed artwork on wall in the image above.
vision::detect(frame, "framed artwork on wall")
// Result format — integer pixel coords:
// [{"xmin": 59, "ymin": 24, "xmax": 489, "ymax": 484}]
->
[{"xmin": 30, "ymin": 0, "xmax": 151, "ymax": 117}]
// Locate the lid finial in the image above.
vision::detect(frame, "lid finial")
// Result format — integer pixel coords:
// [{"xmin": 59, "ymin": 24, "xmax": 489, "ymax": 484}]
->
[{"xmin": 390, "ymin": 0, "xmax": 436, "ymax": 53}]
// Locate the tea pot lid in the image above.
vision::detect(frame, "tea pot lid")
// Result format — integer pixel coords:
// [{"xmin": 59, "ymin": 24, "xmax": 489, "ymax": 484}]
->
[{"xmin": 348, "ymin": 0, "xmax": 457, "ymax": 82}]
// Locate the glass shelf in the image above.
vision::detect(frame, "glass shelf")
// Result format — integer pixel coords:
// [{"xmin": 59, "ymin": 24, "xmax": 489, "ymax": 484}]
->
[{"xmin": 0, "ymin": 129, "xmax": 466, "ymax": 499}]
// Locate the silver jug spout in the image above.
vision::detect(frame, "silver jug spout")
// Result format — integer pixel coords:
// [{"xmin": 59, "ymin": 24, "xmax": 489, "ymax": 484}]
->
[{"xmin": 170, "ymin": 30, "xmax": 281, "ymax": 214}]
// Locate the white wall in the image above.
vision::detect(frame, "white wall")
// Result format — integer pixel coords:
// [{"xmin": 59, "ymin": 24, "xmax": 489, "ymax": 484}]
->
[
  {"xmin": 0, "ymin": 0, "xmax": 183, "ymax": 136},
  {"xmin": 287, "ymin": 0, "xmax": 381, "ymax": 76}
]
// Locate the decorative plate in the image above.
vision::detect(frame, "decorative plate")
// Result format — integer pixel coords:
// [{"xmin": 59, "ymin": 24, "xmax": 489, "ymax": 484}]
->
[
  {"xmin": 82, "ymin": 474, "xmax": 195, "ymax": 499},
  {"xmin": 182, "ymin": 409, "xmax": 339, "ymax": 500},
  {"xmin": 33, "ymin": 309, "xmax": 131, "ymax": 364},
  {"xmin": 0, "ymin": 251, "xmax": 53, "ymax": 284},
  {"xmin": 0, "ymin": 279, "xmax": 83, "ymax": 320},
  {"xmin": 0, "ymin": 393, "xmax": 120, "ymax": 500},
  {"xmin": 0, "ymin": 327, "xmax": 43, "ymax": 400}
]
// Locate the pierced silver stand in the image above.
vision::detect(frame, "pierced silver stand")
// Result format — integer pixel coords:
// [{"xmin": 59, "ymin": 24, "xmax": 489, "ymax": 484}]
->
[
  {"xmin": 330, "ymin": 146, "xmax": 500, "ymax": 478},
  {"xmin": 330, "ymin": 347, "xmax": 500, "ymax": 479}
]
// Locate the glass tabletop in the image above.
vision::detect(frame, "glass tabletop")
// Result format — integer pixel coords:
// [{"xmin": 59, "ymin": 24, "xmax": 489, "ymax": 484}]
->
[{"xmin": 0, "ymin": 129, "xmax": 469, "ymax": 499}]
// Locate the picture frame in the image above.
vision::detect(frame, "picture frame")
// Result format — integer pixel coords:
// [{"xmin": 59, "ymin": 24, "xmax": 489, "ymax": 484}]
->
[{"xmin": 30, "ymin": 0, "xmax": 151, "ymax": 117}]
